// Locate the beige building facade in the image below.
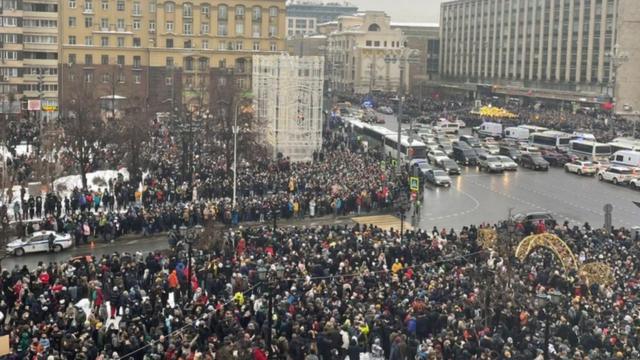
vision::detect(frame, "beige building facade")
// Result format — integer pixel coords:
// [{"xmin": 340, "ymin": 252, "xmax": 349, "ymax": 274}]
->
[
  {"xmin": 614, "ymin": 0, "xmax": 640, "ymax": 117},
  {"xmin": 0, "ymin": 0, "xmax": 59, "ymax": 117},
  {"xmin": 58, "ymin": 0, "xmax": 286, "ymax": 112},
  {"xmin": 326, "ymin": 11, "xmax": 417, "ymax": 95}
]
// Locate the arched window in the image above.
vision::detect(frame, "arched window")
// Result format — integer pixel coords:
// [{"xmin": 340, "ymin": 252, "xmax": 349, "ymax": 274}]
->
[
  {"xmin": 368, "ymin": 23, "xmax": 380, "ymax": 32},
  {"xmin": 184, "ymin": 56, "xmax": 194, "ymax": 71},
  {"xmin": 252, "ymin": 6, "xmax": 261, "ymax": 21},
  {"xmin": 235, "ymin": 5, "xmax": 244, "ymax": 17},
  {"xmin": 269, "ymin": 6, "xmax": 278, "ymax": 17},
  {"xmin": 164, "ymin": 1, "xmax": 174, "ymax": 13},
  {"xmin": 182, "ymin": 3, "xmax": 192, "ymax": 17},
  {"xmin": 218, "ymin": 4, "xmax": 228, "ymax": 20}
]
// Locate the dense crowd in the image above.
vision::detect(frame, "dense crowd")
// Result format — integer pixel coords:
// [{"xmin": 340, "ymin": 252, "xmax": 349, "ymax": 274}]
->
[{"xmin": 1, "ymin": 218, "xmax": 638, "ymax": 359}]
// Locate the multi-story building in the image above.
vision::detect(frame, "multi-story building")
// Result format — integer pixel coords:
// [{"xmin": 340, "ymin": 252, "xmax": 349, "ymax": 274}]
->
[
  {"xmin": 326, "ymin": 11, "xmax": 418, "ymax": 95},
  {"xmin": 439, "ymin": 0, "xmax": 619, "ymax": 107},
  {"xmin": 285, "ymin": 1, "xmax": 357, "ymax": 37},
  {"xmin": 58, "ymin": 0, "xmax": 286, "ymax": 114},
  {"xmin": 614, "ymin": 0, "xmax": 640, "ymax": 117},
  {"xmin": 0, "ymin": 0, "xmax": 59, "ymax": 119},
  {"xmin": 390, "ymin": 22, "xmax": 440, "ymax": 92}
]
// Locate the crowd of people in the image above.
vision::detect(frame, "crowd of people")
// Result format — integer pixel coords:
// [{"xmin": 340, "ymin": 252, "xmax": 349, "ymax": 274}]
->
[{"xmin": 1, "ymin": 217, "xmax": 638, "ymax": 359}]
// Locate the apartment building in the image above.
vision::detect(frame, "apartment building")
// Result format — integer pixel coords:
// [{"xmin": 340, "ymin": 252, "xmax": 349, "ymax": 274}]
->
[
  {"xmin": 0, "ymin": 0, "xmax": 59, "ymax": 117},
  {"xmin": 58, "ymin": 0, "xmax": 286, "ymax": 113}
]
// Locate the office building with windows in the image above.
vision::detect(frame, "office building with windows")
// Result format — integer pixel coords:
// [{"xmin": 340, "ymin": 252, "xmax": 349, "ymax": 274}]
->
[
  {"xmin": 0, "ymin": 0, "xmax": 59, "ymax": 117},
  {"xmin": 285, "ymin": 1, "xmax": 357, "ymax": 37},
  {"xmin": 439, "ymin": 0, "xmax": 623, "ymax": 108},
  {"xmin": 390, "ymin": 22, "xmax": 440, "ymax": 92},
  {"xmin": 58, "ymin": 0, "xmax": 286, "ymax": 113}
]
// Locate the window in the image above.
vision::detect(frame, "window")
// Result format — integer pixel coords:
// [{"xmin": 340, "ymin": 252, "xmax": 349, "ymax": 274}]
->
[
  {"xmin": 85, "ymin": 17, "xmax": 92, "ymax": 28},
  {"xmin": 68, "ymin": 54, "xmax": 76, "ymax": 64},
  {"xmin": 133, "ymin": 37, "xmax": 140, "ymax": 47},
  {"xmin": 235, "ymin": 22, "xmax": 244, "ymax": 35},
  {"xmin": 149, "ymin": 20, "xmax": 156, "ymax": 31},
  {"xmin": 133, "ymin": 55, "xmax": 141, "ymax": 68},
  {"xmin": 166, "ymin": 57, "xmax": 174, "ymax": 66},
  {"xmin": 133, "ymin": 2, "xmax": 141, "ymax": 15},
  {"xmin": 99, "ymin": 0, "xmax": 107, "ymax": 9},
  {"xmin": 219, "ymin": 59, "xmax": 226, "ymax": 68},
  {"xmin": 202, "ymin": 39, "xmax": 208, "ymax": 49},
  {"xmin": 252, "ymin": 6, "xmax": 261, "ymax": 21},
  {"xmin": 236, "ymin": 5, "xmax": 244, "ymax": 17},
  {"xmin": 134, "ymin": 73, "xmax": 141, "ymax": 84},
  {"xmin": 269, "ymin": 7, "xmax": 278, "ymax": 17},
  {"xmin": 218, "ymin": 23, "xmax": 228, "ymax": 36},
  {"xmin": 201, "ymin": 4, "xmax": 209, "ymax": 16},
  {"xmin": 117, "ymin": 71, "xmax": 124, "ymax": 83},
  {"xmin": 165, "ymin": 76, "xmax": 172, "ymax": 85},
  {"xmin": 218, "ymin": 41, "xmax": 226, "ymax": 50},
  {"xmin": 165, "ymin": 38, "xmax": 173, "ymax": 48},
  {"xmin": 233, "ymin": 41, "xmax": 242, "ymax": 50},
  {"xmin": 101, "ymin": 54, "xmax": 108, "ymax": 64},
  {"xmin": 252, "ymin": 23, "xmax": 260, "ymax": 38},
  {"xmin": 183, "ymin": 22, "xmax": 192, "ymax": 35},
  {"xmin": 84, "ymin": 36, "xmax": 93, "ymax": 45},
  {"xmin": 101, "ymin": 36, "xmax": 108, "ymax": 46},
  {"xmin": 84, "ymin": 71, "xmax": 93, "ymax": 83},
  {"xmin": 117, "ymin": 55, "xmax": 124, "ymax": 65},
  {"xmin": 374, "ymin": 41, "xmax": 380, "ymax": 47},
  {"xmin": 117, "ymin": 37, "xmax": 124, "ymax": 47},
  {"xmin": 253, "ymin": 41, "xmax": 260, "ymax": 51},
  {"xmin": 100, "ymin": 18, "xmax": 108, "ymax": 30},
  {"xmin": 102, "ymin": 73, "xmax": 110, "ymax": 83},
  {"xmin": 84, "ymin": 0, "xmax": 92, "ymax": 11},
  {"xmin": 184, "ymin": 40, "xmax": 191, "ymax": 48},
  {"xmin": 68, "ymin": 0, "xmax": 76, "ymax": 8},
  {"xmin": 201, "ymin": 22, "xmax": 209, "ymax": 34},
  {"xmin": 116, "ymin": 18, "xmax": 124, "ymax": 31},
  {"xmin": 366, "ymin": 40, "xmax": 372, "ymax": 47},
  {"xmin": 268, "ymin": 24, "xmax": 277, "ymax": 37},
  {"xmin": 166, "ymin": 21, "xmax": 174, "ymax": 32},
  {"xmin": 85, "ymin": 54, "xmax": 93, "ymax": 65},
  {"xmin": 133, "ymin": 20, "xmax": 140, "ymax": 30},
  {"xmin": 1, "ymin": 17, "xmax": 17, "ymax": 26},
  {"xmin": 68, "ymin": 35, "xmax": 76, "ymax": 44},
  {"xmin": 269, "ymin": 42, "xmax": 276, "ymax": 51},
  {"xmin": 116, "ymin": 0, "xmax": 124, "ymax": 11},
  {"xmin": 68, "ymin": 17, "xmax": 77, "ymax": 27},
  {"xmin": 182, "ymin": 3, "xmax": 192, "ymax": 17},
  {"xmin": 218, "ymin": 4, "xmax": 227, "ymax": 20},
  {"xmin": 165, "ymin": 2, "xmax": 174, "ymax": 13},
  {"xmin": 149, "ymin": 0, "xmax": 156, "ymax": 12}
]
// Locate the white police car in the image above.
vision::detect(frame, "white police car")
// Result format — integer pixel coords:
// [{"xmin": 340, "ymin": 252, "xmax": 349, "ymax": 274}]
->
[{"xmin": 6, "ymin": 230, "xmax": 73, "ymax": 256}]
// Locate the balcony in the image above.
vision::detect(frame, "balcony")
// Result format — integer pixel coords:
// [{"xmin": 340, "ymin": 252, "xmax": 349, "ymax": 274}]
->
[
  {"xmin": 82, "ymin": 8, "xmax": 94, "ymax": 15},
  {"xmin": 93, "ymin": 24, "xmax": 133, "ymax": 33}
]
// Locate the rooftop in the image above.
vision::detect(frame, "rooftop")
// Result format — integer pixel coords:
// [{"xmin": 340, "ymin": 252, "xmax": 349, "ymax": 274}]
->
[{"xmin": 390, "ymin": 22, "xmax": 439, "ymax": 28}]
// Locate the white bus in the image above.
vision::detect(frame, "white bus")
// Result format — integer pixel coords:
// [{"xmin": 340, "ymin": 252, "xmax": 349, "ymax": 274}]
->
[
  {"xmin": 608, "ymin": 137, "xmax": 640, "ymax": 152},
  {"xmin": 530, "ymin": 131, "xmax": 572, "ymax": 150},
  {"xmin": 383, "ymin": 134, "xmax": 428, "ymax": 162},
  {"xmin": 518, "ymin": 125, "xmax": 549, "ymax": 134},
  {"xmin": 569, "ymin": 140, "xmax": 612, "ymax": 160},
  {"xmin": 610, "ymin": 150, "xmax": 640, "ymax": 168}
]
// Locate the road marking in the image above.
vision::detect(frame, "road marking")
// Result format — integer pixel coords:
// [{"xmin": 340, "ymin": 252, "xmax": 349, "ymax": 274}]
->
[{"xmin": 126, "ymin": 240, "xmax": 138, "ymax": 245}]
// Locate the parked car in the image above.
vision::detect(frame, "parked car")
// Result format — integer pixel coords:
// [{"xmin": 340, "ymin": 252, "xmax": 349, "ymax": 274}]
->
[
  {"xmin": 542, "ymin": 150, "xmax": 573, "ymax": 167},
  {"xmin": 399, "ymin": 115, "xmax": 411, "ymax": 123},
  {"xmin": 592, "ymin": 160, "xmax": 610, "ymax": 172},
  {"xmin": 484, "ymin": 144, "xmax": 500, "ymax": 155},
  {"xmin": 497, "ymin": 155, "xmax": 518, "ymax": 171},
  {"xmin": 6, "ymin": 231, "xmax": 73, "ymax": 256},
  {"xmin": 478, "ymin": 154, "xmax": 504, "ymax": 173},
  {"xmin": 439, "ymin": 158, "xmax": 461, "ymax": 175},
  {"xmin": 520, "ymin": 153, "xmax": 550, "ymax": 171},
  {"xmin": 453, "ymin": 144, "xmax": 479, "ymax": 166},
  {"xmin": 459, "ymin": 135, "xmax": 482, "ymax": 148},
  {"xmin": 629, "ymin": 177, "xmax": 640, "ymax": 190},
  {"xmin": 564, "ymin": 160, "xmax": 597, "ymax": 176},
  {"xmin": 377, "ymin": 106, "xmax": 394, "ymax": 115},
  {"xmin": 499, "ymin": 146, "xmax": 522, "ymax": 162},
  {"xmin": 597, "ymin": 165, "xmax": 636, "ymax": 185},
  {"xmin": 439, "ymin": 143, "xmax": 454, "ymax": 156},
  {"xmin": 428, "ymin": 150, "xmax": 448, "ymax": 164},
  {"xmin": 424, "ymin": 169, "xmax": 452, "ymax": 187}
]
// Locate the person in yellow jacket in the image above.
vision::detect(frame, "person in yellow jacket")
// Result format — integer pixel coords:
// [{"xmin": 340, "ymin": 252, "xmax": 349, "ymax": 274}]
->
[{"xmin": 391, "ymin": 259, "xmax": 403, "ymax": 274}]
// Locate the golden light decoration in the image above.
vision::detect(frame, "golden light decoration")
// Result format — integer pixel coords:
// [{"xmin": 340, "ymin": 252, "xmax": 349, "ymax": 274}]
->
[
  {"xmin": 579, "ymin": 262, "xmax": 615, "ymax": 286},
  {"xmin": 478, "ymin": 228, "xmax": 498, "ymax": 249},
  {"xmin": 472, "ymin": 106, "xmax": 518, "ymax": 119}
]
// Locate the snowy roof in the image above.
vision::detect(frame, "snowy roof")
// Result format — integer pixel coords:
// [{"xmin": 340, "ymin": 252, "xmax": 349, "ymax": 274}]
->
[{"xmin": 390, "ymin": 22, "xmax": 439, "ymax": 28}]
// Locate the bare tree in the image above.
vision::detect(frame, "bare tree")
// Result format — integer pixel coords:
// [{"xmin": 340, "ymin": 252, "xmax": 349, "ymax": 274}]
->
[
  {"xmin": 59, "ymin": 71, "xmax": 109, "ymax": 190},
  {"xmin": 113, "ymin": 98, "xmax": 153, "ymax": 184}
]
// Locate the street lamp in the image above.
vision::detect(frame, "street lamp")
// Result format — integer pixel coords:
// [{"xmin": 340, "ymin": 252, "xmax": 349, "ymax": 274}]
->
[
  {"xmin": 395, "ymin": 193, "xmax": 409, "ymax": 243},
  {"xmin": 257, "ymin": 263, "xmax": 285, "ymax": 357},
  {"xmin": 535, "ymin": 291, "xmax": 564, "ymax": 360},
  {"xmin": 180, "ymin": 224, "xmax": 203, "ymax": 301}
]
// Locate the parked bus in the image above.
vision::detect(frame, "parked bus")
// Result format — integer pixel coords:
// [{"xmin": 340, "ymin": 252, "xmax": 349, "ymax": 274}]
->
[
  {"xmin": 530, "ymin": 131, "xmax": 572, "ymax": 150},
  {"xmin": 345, "ymin": 118, "xmax": 427, "ymax": 162},
  {"xmin": 569, "ymin": 140, "xmax": 612, "ymax": 160},
  {"xmin": 608, "ymin": 137, "xmax": 640, "ymax": 152}
]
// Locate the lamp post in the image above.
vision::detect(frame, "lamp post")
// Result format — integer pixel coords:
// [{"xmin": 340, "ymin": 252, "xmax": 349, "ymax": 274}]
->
[
  {"xmin": 181, "ymin": 224, "xmax": 203, "ymax": 302},
  {"xmin": 535, "ymin": 291, "xmax": 564, "ymax": 360},
  {"xmin": 257, "ymin": 264, "xmax": 285, "ymax": 357},
  {"xmin": 385, "ymin": 54, "xmax": 403, "ymax": 174}
]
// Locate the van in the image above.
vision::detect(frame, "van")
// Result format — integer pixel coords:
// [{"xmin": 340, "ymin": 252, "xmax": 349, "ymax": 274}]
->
[
  {"xmin": 459, "ymin": 135, "xmax": 482, "ymax": 148},
  {"xmin": 610, "ymin": 150, "xmax": 640, "ymax": 168},
  {"xmin": 504, "ymin": 127, "xmax": 530, "ymax": 141},
  {"xmin": 475, "ymin": 122, "xmax": 503, "ymax": 139},
  {"xmin": 453, "ymin": 143, "xmax": 479, "ymax": 166},
  {"xmin": 436, "ymin": 121, "xmax": 460, "ymax": 134}
]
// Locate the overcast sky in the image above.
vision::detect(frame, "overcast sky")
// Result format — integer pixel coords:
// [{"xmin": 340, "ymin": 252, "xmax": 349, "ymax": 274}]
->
[{"xmin": 348, "ymin": 0, "xmax": 444, "ymax": 23}]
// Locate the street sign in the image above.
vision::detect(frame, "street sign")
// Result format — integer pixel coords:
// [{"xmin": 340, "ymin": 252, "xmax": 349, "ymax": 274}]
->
[{"xmin": 409, "ymin": 177, "xmax": 419, "ymax": 192}]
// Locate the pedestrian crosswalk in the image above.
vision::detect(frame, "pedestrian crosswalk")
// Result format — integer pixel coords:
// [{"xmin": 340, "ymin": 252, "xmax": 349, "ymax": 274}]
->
[{"xmin": 352, "ymin": 214, "xmax": 413, "ymax": 231}]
